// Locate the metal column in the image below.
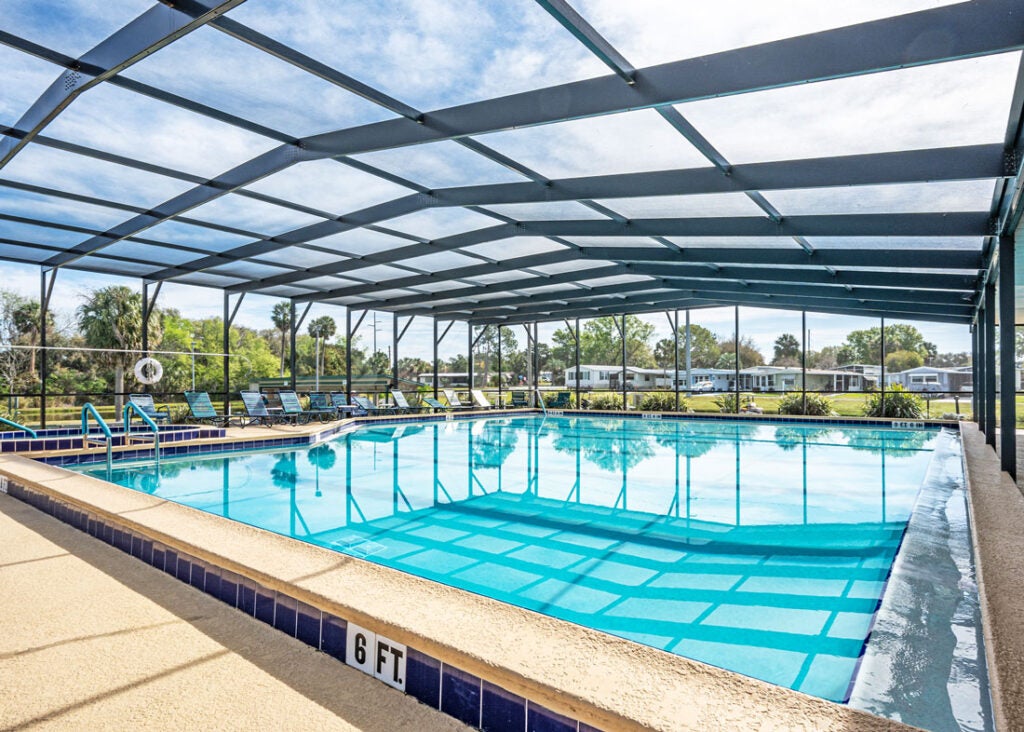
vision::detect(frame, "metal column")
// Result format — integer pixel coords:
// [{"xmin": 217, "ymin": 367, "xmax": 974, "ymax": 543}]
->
[
  {"xmin": 574, "ymin": 318, "xmax": 581, "ymax": 409},
  {"xmin": 978, "ymin": 311, "xmax": 988, "ymax": 432},
  {"xmin": 345, "ymin": 309, "xmax": 352, "ymax": 402},
  {"xmin": 223, "ymin": 293, "xmax": 230, "ymax": 412},
  {"xmin": 433, "ymin": 319, "xmax": 440, "ymax": 399},
  {"xmin": 621, "ymin": 313, "xmax": 627, "ymax": 408},
  {"xmin": 39, "ymin": 269, "xmax": 56, "ymax": 428},
  {"xmin": 971, "ymin": 324, "xmax": 979, "ymax": 421},
  {"xmin": 880, "ymin": 317, "xmax": 886, "ymax": 417},
  {"xmin": 733, "ymin": 306, "xmax": 740, "ymax": 413},
  {"xmin": 999, "ymin": 234, "xmax": 1016, "ymax": 476},
  {"xmin": 673, "ymin": 310, "xmax": 680, "ymax": 412},
  {"xmin": 468, "ymin": 324, "xmax": 474, "ymax": 394},
  {"xmin": 801, "ymin": 310, "xmax": 807, "ymax": 414},
  {"xmin": 984, "ymin": 282, "xmax": 997, "ymax": 445}
]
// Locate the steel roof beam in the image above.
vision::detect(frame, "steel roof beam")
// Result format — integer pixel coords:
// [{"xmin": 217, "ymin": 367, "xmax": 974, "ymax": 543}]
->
[
  {"xmin": 464, "ymin": 291, "xmax": 972, "ymax": 325},
  {"xmin": 302, "ymin": 1, "xmax": 1024, "ymax": 158},
  {"xmin": 47, "ymin": 1, "xmax": 1020, "ymax": 275},
  {"xmin": 292, "ymin": 249, "xmax": 976, "ymax": 304},
  {"xmin": 0, "ymin": 0, "xmax": 247, "ymax": 171},
  {"xmin": 143, "ymin": 143, "xmax": 999, "ymax": 287},
  {"xmin": 204, "ymin": 212, "xmax": 982, "ymax": 293},
  {"xmin": 385, "ymin": 279, "xmax": 969, "ymax": 316},
  {"xmin": 470, "ymin": 300, "xmax": 970, "ymax": 327}
]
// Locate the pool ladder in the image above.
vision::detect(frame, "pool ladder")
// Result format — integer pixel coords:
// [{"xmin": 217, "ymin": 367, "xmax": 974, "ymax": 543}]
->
[
  {"xmin": 122, "ymin": 402, "xmax": 160, "ymax": 468},
  {"xmin": 81, "ymin": 403, "xmax": 113, "ymax": 479}
]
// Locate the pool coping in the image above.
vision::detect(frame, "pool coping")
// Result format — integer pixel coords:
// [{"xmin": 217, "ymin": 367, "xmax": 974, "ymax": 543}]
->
[{"xmin": 0, "ymin": 448, "xmax": 914, "ymax": 732}]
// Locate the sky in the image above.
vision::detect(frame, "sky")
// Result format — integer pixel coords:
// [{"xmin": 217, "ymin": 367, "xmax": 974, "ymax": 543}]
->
[{"xmin": 0, "ymin": 0, "xmax": 1005, "ymax": 365}]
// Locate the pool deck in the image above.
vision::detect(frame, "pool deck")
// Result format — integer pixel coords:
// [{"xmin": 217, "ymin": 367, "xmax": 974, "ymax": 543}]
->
[{"xmin": 0, "ymin": 491, "xmax": 470, "ymax": 731}]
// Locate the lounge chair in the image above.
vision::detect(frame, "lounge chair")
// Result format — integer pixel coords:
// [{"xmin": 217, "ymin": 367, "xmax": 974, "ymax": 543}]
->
[
  {"xmin": 329, "ymin": 392, "xmax": 362, "ymax": 418},
  {"xmin": 442, "ymin": 389, "xmax": 475, "ymax": 410},
  {"xmin": 183, "ymin": 391, "xmax": 233, "ymax": 427},
  {"xmin": 308, "ymin": 392, "xmax": 342, "ymax": 420},
  {"xmin": 278, "ymin": 390, "xmax": 321, "ymax": 425},
  {"xmin": 422, "ymin": 397, "xmax": 449, "ymax": 412},
  {"xmin": 509, "ymin": 391, "xmax": 530, "ymax": 408},
  {"xmin": 351, "ymin": 395, "xmax": 398, "ymax": 416},
  {"xmin": 391, "ymin": 390, "xmax": 430, "ymax": 413},
  {"xmin": 239, "ymin": 390, "xmax": 291, "ymax": 427},
  {"xmin": 470, "ymin": 389, "xmax": 498, "ymax": 409},
  {"xmin": 548, "ymin": 391, "xmax": 572, "ymax": 409},
  {"xmin": 128, "ymin": 393, "xmax": 171, "ymax": 423}
]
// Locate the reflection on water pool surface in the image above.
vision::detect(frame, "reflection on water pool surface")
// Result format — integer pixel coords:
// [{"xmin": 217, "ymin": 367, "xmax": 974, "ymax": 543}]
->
[{"xmin": 78, "ymin": 416, "xmax": 947, "ymax": 702}]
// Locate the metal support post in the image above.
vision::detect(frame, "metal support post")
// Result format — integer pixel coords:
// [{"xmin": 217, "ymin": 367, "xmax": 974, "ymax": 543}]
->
[
  {"xmin": 880, "ymin": 317, "xmax": 886, "ymax": 417},
  {"xmin": 497, "ymin": 326, "xmax": 503, "ymax": 403},
  {"xmin": 289, "ymin": 301, "xmax": 298, "ymax": 392},
  {"xmin": 392, "ymin": 314, "xmax": 399, "ymax": 389},
  {"xmin": 733, "ymin": 306, "xmax": 740, "ymax": 413},
  {"xmin": 345, "ymin": 309, "xmax": 352, "ymax": 402},
  {"xmin": 978, "ymin": 313, "xmax": 988, "ymax": 432},
  {"xmin": 673, "ymin": 310, "xmax": 680, "ymax": 411},
  {"xmin": 999, "ymin": 234, "xmax": 1016, "ymax": 477},
  {"xmin": 39, "ymin": 268, "xmax": 56, "ymax": 428},
  {"xmin": 801, "ymin": 310, "xmax": 807, "ymax": 414},
  {"xmin": 467, "ymin": 324, "xmax": 474, "ymax": 394},
  {"xmin": 223, "ymin": 292, "xmax": 230, "ymax": 413},
  {"xmin": 433, "ymin": 319, "xmax": 440, "ymax": 399},
  {"xmin": 972, "ymin": 324, "xmax": 980, "ymax": 421},
  {"xmin": 985, "ymin": 282, "xmax": 997, "ymax": 445},
  {"xmin": 574, "ymin": 318, "xmax": 581, "ymax": 409},
  {"xmin": 621, "ymin": 314, "xmax": 627, "ymax": 408}
]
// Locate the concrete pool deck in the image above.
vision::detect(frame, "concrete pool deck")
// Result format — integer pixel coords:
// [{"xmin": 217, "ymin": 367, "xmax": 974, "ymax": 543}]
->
[{"xmin": 0, "ymin": 492, "xmax": 469, "ymax": 731}]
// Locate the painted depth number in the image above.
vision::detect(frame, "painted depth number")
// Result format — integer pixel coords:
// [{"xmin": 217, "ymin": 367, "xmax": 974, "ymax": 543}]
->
[{"xmin": 346, "ymin": 621, "xmax": 407, "ymax": 692}]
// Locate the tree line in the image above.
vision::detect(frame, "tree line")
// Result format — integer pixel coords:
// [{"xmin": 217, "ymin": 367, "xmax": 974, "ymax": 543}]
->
[{"xmin": 0, "ymin": 286, "xmax": 971, "ymax": 405}]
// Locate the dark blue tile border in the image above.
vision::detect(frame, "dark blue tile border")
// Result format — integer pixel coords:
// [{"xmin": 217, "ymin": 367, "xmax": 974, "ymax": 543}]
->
[
  {"xmin": 441, "ymin": 665, "xmax": 482, "ymax": 728},
  {"xmin": 4, "ymin": 479, "xmax": 604, "ymax": 732}
]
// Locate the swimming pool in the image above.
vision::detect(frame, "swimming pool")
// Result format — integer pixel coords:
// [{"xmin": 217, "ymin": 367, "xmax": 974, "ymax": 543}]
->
[{"xmin": 76, "ymin": 415, "xmax": 946, "ymax": 703}]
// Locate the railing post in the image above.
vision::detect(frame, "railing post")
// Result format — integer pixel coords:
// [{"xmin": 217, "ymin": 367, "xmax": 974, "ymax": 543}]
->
[{"xmin": 999, "ymin": 234, "xmax": 1016, "ymax": 476}]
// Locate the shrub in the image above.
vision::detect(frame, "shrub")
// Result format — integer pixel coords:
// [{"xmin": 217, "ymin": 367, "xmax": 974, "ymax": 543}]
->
[
  {"xmin": 862, "ymin": 384, "xmax": 924, "ymax": 419},
  {"xmin": 638, "ymin": 391, "xmax": 689, "ymax": 412},
  {"xmin": 712, "ymin": 392, "xmax": 756, "ymax": 413},
  {"xmin": 586, "ymin": 393, "xmax": 623, "ymax": 410},
  {"xmin": 777, "ymin": 392, "xmax": 836, "ymax": 416}
]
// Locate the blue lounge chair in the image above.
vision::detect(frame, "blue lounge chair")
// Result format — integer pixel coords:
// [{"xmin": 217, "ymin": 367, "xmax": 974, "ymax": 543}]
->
[
  {"xmin": 549, "ymin": 391, "xmax": 572, "ymax": 409},
  {"xmin": 129, "ymin": 393, "xmax": 171, "ymax": 423},
  {"xmin": 422, "ymin": 397, "xmax": 449, "ymax": 412},
  {"xmin": 351, "ymin": 395, "xmax": 398, "ymax": 416},
  {"xmin": 278, "ymin": 390, "xmax": 320, "ymax": 424},
  {"xmin": 308, "ymin": 392, "xmax": 341, "ymax": 420},
  {"xmin": 183, "ymin": 391, "xmax": 233, "ymax": 427},
  {"xmin": 239, "ymin": 390, "xmax": 290, "ymax": 427},
  {"xmin": 329, "ymin": 392, "xmax": 360, "ymax": 418}
]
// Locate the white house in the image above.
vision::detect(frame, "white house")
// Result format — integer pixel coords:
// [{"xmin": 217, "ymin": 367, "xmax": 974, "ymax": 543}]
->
[{"xmin": 885, "ymin": 366, "xmax": 975, "ymax": 392}]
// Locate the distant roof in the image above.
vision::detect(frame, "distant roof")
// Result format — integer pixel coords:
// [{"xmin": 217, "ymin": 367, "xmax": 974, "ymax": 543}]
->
[{"xmin": 2, "ymin": 2, "xmax": 1022, "ymax": 326}]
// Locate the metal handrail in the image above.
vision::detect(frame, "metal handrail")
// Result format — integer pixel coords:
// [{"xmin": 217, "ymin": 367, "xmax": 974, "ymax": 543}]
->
[
  {"xmin": 535, "ymin": 388, "xmax": 547, "ymax": 415},
  {"xmin": 0, "ymin": 416, "xmax": 37, "ymax": 439},
  {"xmin": 81, "ymin": 403, "xmax": 113, "ymax": 478},
  {"xmin": 123, "ymin": 402, "xmax": 161, "ymax": 466}
]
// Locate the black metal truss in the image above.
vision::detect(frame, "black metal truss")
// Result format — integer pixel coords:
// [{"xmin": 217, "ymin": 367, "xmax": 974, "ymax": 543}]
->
[{"xmin": 0, "ymin": 0, "xmax": 1019, "ymax": 326}]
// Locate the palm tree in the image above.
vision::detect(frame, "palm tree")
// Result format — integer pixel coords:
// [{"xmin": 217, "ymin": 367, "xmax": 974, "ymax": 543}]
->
[
  {"xmin": 78, "ymin": 286, "xmax": 161, "ymax": 415},
  {"xmin": 308, "ymin": 315, "xmax": 336, "ymax": 380},
  {"xmin": 271, "ymin": 301, "xmax": 290, "ymax": 377}
]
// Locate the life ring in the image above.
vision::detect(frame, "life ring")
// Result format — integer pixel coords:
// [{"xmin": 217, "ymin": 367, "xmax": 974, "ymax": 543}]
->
[{"xmin": 133, "ymin": 357, "xmax": 164, "ymax": 385}]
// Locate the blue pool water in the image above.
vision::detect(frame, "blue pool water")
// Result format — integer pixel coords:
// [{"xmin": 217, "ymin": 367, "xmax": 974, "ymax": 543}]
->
[{"xmin": 76, "ymin": 415, "xmax": 946, "ymax": 702}]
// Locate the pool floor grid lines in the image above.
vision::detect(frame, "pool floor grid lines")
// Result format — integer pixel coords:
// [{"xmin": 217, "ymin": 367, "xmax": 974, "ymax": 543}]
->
[{"xmin": 4, "ymin": 479, "xmax": 595, "ymax": 732}]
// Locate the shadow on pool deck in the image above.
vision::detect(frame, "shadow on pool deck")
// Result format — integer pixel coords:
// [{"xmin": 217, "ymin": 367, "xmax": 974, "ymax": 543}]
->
[{"xmin": 0, "ymin": 493, "xmax": 468, "ymax": 732}]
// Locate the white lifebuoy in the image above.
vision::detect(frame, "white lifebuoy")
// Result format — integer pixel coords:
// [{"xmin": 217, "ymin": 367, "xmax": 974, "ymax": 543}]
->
[{"xmin": 133, "ymin": 357, "xmax": 164, "ymax": 385}]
